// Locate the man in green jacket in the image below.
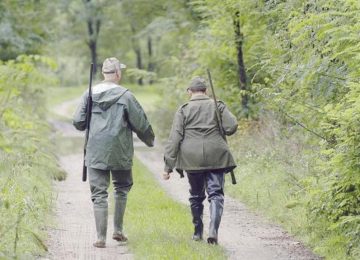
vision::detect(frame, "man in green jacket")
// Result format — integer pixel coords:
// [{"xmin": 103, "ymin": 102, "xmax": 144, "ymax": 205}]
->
[
  {"xmin": 163, "ymin": 77, "xmax": 237, "ymax": 245},
  {"xmin": 73, "ymin": 57, "xmax": 155, "ymax": 248}
]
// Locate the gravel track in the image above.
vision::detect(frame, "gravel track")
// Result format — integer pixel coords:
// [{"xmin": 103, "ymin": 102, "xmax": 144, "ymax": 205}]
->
[{"xmin": 45, "ymin": 98, "xmax": 321, "ymax": 260}]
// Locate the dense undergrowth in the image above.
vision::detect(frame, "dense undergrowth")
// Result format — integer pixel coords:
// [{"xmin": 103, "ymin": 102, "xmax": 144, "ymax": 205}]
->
[
  {"xmin": 226, "ymin": 114, "xmax": 357, "ymax": 259},
  {"xmin": 0, "ymin": 56, "xmax": 62, "ymax": 258}
]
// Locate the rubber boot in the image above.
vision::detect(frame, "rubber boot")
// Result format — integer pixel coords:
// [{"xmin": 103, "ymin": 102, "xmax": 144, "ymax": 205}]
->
[
  {"xmin": 191, "ymin": 204, "xmax": 204, "ymax": 241},
  {"xmin": 207, "ymin": 200, "xmax": 223, "ymax": 245},
  {"xmin": 93, "ymin": 207, "xmax": 108, "ymax": 248},
  {"xmin": 113, "ymin": 193, "xmax": 128, "ymax": 242}
]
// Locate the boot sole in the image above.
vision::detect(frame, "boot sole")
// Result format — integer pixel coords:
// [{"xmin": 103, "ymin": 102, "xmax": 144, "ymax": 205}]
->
[
  {"xmin": 207, "ymin": 237, "xmax": 218, "ymax": 245},
  {"xmin": 93, "ymin": 242, "xmax": 106, "ymax": 248},
  {"xmin": 112, "ymin": 235, "xmax": 128, "ymax": 244}
]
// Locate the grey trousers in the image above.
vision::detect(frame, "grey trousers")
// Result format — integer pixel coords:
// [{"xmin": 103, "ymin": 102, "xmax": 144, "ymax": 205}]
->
[{"xmin": 88, "ymin": 168, "xmax": 133, "ymax": 209}]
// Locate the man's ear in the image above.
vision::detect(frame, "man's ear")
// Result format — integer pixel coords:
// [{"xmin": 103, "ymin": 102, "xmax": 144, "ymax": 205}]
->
[{"xmin": 116, "ymin": 70, "xmax": 121, "ymax": 79}]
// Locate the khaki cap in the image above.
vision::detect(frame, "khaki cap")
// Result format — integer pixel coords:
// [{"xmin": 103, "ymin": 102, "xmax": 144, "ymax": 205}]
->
[
  {"xmin": 102, "ymin": 57, "xmax": 126, "ymax": 74},
  {"xmin": 188, "ymin": 76, "xmax": 207, "ymax": 91}
]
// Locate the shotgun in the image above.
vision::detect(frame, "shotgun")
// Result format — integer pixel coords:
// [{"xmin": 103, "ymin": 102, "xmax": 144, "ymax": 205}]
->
[
  {"xmin": 82, "ymin": 63, "xmax": 94, "ymax": 182},
  {"xmin": 207, "ymin": 69, "xmax": 237, "ymax": 185}
]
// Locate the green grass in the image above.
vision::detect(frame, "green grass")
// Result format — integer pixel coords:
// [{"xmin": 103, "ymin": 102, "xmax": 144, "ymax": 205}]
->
[
  {"xmin": 123, "ymin": 159, "xmax": 227, "ymax": 260},
  {"xmin": 127, "ymin": 84, "xmax": 162, "ymax": 112},
  {"xmin": 46, "ymin": 83, "xmax": 161, "ymax": 114},
  {"xmin": 224, "ymin": 120, "xmax": 352, "ymax": 260},
  {"xmin": 47, "ymin": 85, "xmax": 86, "ymax": 107}
]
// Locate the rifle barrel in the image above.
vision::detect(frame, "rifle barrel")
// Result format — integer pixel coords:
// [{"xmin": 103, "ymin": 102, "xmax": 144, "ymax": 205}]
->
[
  {"xmin": 207, "ymin": 69, "xmax": 237, "ymax": 185},
  {"xmin": 82, "ymin": 63, "xmax": 94, "ymax": 182}
]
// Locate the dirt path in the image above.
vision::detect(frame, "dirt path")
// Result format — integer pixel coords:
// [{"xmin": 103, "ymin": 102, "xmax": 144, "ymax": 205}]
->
[
  {"xmin": 47, "ymin": 98, "xmax": 320, "ymax": 260},
  {"xmin": 44, "ymin": 100, "xmax": 133, "ymax": 260}
]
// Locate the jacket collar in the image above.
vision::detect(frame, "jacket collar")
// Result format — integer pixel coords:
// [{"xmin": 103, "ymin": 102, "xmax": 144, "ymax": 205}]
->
[{"xmin": 190, "ymin": 94, "xmax": 210, "ymax": 101}]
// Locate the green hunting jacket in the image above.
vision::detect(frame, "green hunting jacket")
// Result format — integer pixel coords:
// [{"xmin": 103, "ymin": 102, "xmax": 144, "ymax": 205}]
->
[
  {"xmin": 164, "ymin": 94, "xmax": 237, "ymax": 174},
  {"xmin": 73, "ymin": 82, "xmax": 154, "ymax": 170}
]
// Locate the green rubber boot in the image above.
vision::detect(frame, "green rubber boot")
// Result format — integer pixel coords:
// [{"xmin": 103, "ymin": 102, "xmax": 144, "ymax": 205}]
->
[
  {"xmin": 93, "ymin": 207, "xmax": 108, "ymax": 248},
  {"xmin": 113, "ymin": 193, "xmax": 128, "ymax": 243}
]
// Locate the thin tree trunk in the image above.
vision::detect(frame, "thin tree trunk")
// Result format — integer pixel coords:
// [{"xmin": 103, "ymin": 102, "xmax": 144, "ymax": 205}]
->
[
  {"xmin": 233, "ymin": 10, "xmax": 249, "ymax": 117},
  {"xmin": 147, "ymin": 36, "xmax": 155, "ymax": 84},
  {"xmin": 86, "ymin": 0, "xmax": 101, "ymax": 75},
  {"xmin": 131, "ymin": 24, "xmax": 143, "ymax": 85},
  {"xmin": 135, "ymin": 47, "xmax": 143, "ymax": 85}
]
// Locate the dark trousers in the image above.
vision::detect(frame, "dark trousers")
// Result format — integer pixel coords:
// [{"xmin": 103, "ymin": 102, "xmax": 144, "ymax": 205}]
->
[
  {"xmin": 187, "ymin": 170, "xmax": 225, "ymax": 206},
  {"xmin": 187, "ymin": 170, "xmax": 225, "ymax": 240},
  {"xmin": 187, "ymin": 170, "xmax": 225, "ymax": 241}
]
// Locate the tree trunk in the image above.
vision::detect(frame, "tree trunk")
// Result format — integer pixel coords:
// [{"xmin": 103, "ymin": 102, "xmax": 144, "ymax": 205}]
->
[
  {"xmin": 233, "ymin": 10, "xmax": 249, "ymax": 117},
  {"xmin": 131, "ymin": 24, "xmax": 143, "ymax": 85},
  {"xmin": 147, "ymin": 36, "xmax": 155, "ymax": 84},
  {"xmin": 135, "ymin": 47, "xmax": 143, "ymax": 85},
  {"xmin": 86, "ymin": 0, "xmax": 101, "ymax": 76}
]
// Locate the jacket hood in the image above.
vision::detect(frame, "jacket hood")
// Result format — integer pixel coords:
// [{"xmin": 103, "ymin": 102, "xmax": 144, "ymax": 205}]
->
[{"xmin": 91, "ymin": 83, "xmax": 128, "ymax": 111}]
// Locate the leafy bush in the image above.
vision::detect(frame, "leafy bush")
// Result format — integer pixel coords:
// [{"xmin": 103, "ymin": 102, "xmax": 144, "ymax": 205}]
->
[{"xmin": 0, "ymin": 56, "xmax": 61, "ymax": 258}]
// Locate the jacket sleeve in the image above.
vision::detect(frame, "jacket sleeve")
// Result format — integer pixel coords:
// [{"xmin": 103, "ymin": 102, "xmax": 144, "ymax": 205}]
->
[
  {"xmin": 125, "ymin": 92, "xmax": 155, "ymax": 147},
  {"xmin": 164, "ymin": 107, "xmax": 185, "ymax": 173},
  {"xmin": 218, "ymin": 102, "xmax": 238, "ymax": 136},
  {"xmin": 73, "ymin": 92, "xmax": 88, "ymax": 131}
]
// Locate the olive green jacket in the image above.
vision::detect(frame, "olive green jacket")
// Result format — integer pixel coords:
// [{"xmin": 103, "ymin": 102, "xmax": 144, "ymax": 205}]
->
[
  {"xmin": 164, "ymin": 94, "xmax": 237, "ymax": 173},
  {"xmin": 73, "ymin": 82, "xmax": 154, "ymax": 170}
]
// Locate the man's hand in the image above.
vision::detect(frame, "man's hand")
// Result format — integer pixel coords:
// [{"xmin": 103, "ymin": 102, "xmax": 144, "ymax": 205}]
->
[{"xmin": 163, "ymin": 172, "xmax": 170, "ymax": 180}]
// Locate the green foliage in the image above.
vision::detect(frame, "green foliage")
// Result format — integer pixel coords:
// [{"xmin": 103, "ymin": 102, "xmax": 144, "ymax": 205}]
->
[
  {"xmin": 2, "ymin": 0, "xmax": 356, "ymax": 258},
  {"xmin": 126, "ymin": 68, "xmax": 157, "ymax": 84},
  {"xmin": 0, "ymin": 56, "xmax": 61, "ymax": 258},
  {"xmin": 311, "ymin": 83, "xmax": 360, "ymax": 257},
  {"xmin": 265, "ymin": 1, "xmax": 360, "ymax": 257},
  {"xmin": 225, "ymin": 115, "xmax": 353, "ymax": 259},
  {"xmin": 51, "ymin": 0, "xmax": 199, "ymax": 85},
  {"xmin": 0, "ymin": 1, "xmax": 53, "ymax": 60}
]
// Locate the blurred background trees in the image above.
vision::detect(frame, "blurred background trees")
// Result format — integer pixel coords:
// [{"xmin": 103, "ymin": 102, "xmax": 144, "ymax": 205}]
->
[{"xmin": 0, "ymin": 0, "xmax": 359, "ymax": 259}]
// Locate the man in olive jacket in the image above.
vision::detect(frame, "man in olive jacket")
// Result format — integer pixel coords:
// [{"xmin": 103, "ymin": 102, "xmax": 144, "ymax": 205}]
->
[
  {"xmin": 73, "ymin": 57, "xmax": 155, "ymax": 248},
  {"xmin": 163, "ymin": 77, "xmax": 237, "ymax": 244}
]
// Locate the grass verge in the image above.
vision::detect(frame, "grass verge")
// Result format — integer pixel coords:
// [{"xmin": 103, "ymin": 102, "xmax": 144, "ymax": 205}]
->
[
  {"xmin": 46, "ymin": 84, "xmax": 161, "ymax": 109},
  {"xmin": 124, "ymin": 158, "xmax": 227, "ymax": 260},
  {"xmin": 225, "ymin": 117, "xmax": 352, "ymax": 260}
]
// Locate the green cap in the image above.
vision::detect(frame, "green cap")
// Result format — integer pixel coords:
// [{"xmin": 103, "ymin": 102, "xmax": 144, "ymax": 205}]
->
[{"xmin": 188, "ymin": 76, "xmax": 207, "ymax": 91}]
